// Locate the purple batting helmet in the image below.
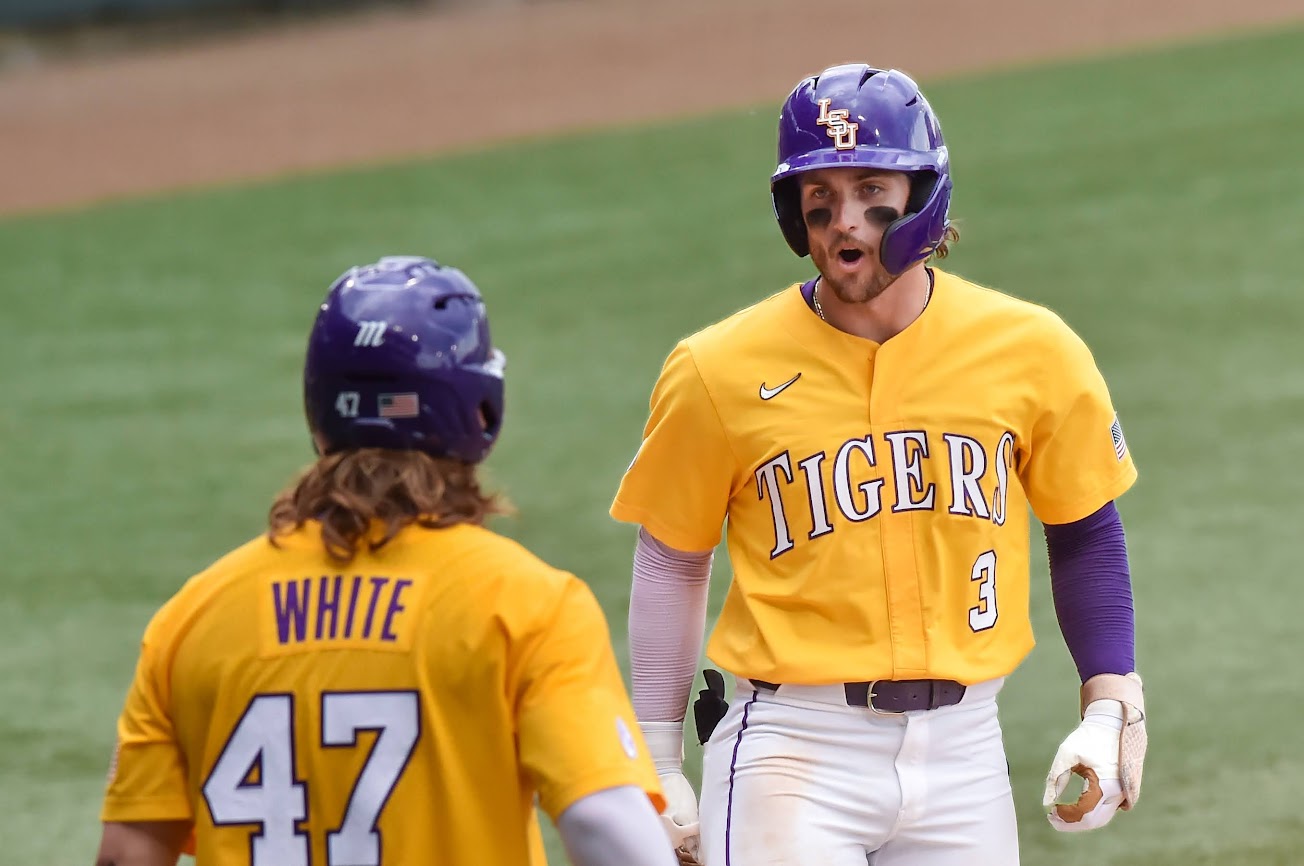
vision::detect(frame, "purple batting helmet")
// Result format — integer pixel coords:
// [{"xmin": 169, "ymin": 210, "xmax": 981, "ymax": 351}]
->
[
  {"xmin": 304, "ymin": 256, "xmax": 505, "ymax": 464},
  {"xmin": 771, "ymin": 63, "xmax": 952, "ymax": 275}
]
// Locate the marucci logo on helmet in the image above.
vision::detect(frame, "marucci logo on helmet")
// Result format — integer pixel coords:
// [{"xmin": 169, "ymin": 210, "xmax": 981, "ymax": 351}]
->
[
  {"xmin": 354, "ymin": 320, "xmax": 387, "ymax": 347},
  {"xmin": 816, "ymin": 98, "xmax": 858, "ymax": 150}
]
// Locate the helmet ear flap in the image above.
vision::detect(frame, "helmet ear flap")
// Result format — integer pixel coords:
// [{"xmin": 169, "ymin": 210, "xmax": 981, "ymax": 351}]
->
[
  {"xmin": 879, "ymin": 171, "xmax": 952, "ymax": 276},
  {"xmin": 772, "ymin": 177, "xmax": 810, "ymax": 257}
]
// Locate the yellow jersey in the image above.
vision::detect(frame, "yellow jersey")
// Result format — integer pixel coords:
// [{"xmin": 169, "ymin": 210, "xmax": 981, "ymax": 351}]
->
[
  {"xmin": 612, "ymin": 270, "xmax": 1136, "ymax": 685},
  {"xmin": 102, "ymin": 521, "xmax": 662, "ymax": 866}
]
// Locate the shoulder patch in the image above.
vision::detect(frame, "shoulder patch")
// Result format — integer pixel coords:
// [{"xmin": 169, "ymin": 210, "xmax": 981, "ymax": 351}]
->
[{"xmin": 1111, "ymin": 414, "xmax": 1128, "ymax": 461}]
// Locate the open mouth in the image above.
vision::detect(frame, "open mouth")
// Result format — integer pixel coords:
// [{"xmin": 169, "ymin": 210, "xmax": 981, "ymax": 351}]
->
[{"xmin": 838, "ymin": 248, "xmax": 865, "ymax": 264}]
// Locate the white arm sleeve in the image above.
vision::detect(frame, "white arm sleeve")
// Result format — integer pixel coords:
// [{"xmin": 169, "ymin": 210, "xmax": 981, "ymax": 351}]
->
[
  {"xmin": 628, "ymin": 527, "xmax": 713, "ymax": 723},
  {"xmin": 557, "ymin": 785, "xmax": 678, "ymax": 866}
]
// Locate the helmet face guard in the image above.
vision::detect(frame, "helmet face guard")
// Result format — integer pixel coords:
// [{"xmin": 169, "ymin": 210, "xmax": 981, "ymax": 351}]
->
[
  {"xmin": 771, "ymin": 64, "xmax": 952, "ymax": 276},
  {"xmin": 304, "ymin": 256, "xmax": 505, "ymax": 464}
]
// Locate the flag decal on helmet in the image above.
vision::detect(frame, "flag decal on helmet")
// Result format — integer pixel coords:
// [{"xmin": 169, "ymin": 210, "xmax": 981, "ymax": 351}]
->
[
  {"xmin": 378, "ymin": 393, "xmax": 421, "ymax": 419},
  {"xmin": 816, "ymin": 98, "xmax": 858, "ymax": 150}
]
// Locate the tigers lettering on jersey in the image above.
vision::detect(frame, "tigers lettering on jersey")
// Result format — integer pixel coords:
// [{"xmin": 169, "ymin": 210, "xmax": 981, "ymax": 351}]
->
[{"xmin": 756, "ymin": 429, "xmax": 1016, "ymax": 558}]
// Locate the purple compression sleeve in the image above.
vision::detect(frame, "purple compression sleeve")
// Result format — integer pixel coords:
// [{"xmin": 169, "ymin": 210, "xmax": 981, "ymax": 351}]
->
[{"xmin": 1044, "ymin": 501, "xmax": 1136, "ymax": 681}]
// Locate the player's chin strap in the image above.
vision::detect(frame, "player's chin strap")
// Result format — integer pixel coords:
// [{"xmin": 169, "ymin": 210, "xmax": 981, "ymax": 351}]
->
[{"xmin": 1080, "ymin": 672, "xmax": 1147, "ymax": 809}]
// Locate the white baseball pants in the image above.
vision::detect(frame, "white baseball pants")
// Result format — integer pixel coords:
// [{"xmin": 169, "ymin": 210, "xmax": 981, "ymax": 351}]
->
[{"xmin": 699, "ymin": 677, "xmax": 1018, "ymax": 866}]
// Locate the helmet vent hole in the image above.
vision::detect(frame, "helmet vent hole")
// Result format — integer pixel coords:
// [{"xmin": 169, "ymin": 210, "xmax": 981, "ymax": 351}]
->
[
  {"xmin": 905, "ymin": 96, "xmax": 919, "ymax": 107},
  {"xmin": 433, "ymin": 298, "xmax": 450, "ymax": 310},
  {"xmin": 859, "ymin": 69, "xmax": 878, "ymax": 88}
]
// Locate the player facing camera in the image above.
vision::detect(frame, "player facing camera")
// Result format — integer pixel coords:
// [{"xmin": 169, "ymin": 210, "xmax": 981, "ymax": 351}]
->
[{"xmin": 615, "ymin": 62, "xmax": 1145, "ymax": 866}]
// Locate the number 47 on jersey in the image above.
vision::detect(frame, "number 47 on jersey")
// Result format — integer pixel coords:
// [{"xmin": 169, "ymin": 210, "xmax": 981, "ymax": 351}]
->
[{"xmin": 202, "ymin": 690, "xmax": 420, "ymax": 866}]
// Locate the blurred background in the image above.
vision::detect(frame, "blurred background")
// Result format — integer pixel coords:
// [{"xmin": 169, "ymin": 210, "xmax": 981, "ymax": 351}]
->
[
  {"xmin": 0, "ymin": 0, "xmax": 528, "ymax": 30},
  {"xmin": 2, "ymin": 1, "xmax": 1302, "ymax": 864}
]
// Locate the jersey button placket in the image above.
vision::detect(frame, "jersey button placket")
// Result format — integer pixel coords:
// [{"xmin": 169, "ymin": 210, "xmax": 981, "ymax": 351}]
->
[{"xmin": 871, "ymin": 339, "xmax": 928, "ymax": 679}]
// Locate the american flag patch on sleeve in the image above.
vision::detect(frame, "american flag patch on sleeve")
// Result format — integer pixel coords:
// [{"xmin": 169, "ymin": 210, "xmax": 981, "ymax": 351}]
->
[
  {"xmin": 378, "ymin": 392, "xmax": 420, "ymax": 419},
  {"xmin": 1110, "ymin": 414, "xmax": 1128, "ymax": 461}
]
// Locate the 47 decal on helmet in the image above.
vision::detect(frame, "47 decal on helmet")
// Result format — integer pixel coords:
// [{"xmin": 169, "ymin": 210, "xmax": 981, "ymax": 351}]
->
[{"xmin": 335, "ymin": 391, "xmax": 361, "ymax": 418}]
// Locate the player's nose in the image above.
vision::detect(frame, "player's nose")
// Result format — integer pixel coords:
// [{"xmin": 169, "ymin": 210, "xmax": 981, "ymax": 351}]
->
[{"xmin": 831, "ymin": 201, "xmax": 859, "ymax": 234}]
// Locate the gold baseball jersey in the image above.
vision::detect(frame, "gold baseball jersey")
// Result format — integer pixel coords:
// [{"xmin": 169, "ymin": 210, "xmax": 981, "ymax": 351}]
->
[
  {"xmin": 102, "ymin": 521, "xmax": 662, "ymax": 866},
  {"xmin": 612, "ymin": 270, "xmax": 1136, "ymax": 685}
]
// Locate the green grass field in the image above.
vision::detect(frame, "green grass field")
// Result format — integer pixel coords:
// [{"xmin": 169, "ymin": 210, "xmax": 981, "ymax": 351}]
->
[{"xmin": 3, "ymin": 23, "xmax": 1303, "ymax": 866}]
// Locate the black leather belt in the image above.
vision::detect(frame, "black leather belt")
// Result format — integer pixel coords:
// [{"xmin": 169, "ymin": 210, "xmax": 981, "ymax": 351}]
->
[{"xmin": 750, "ymin": 678, "xmax": 966, "ymax": 714}]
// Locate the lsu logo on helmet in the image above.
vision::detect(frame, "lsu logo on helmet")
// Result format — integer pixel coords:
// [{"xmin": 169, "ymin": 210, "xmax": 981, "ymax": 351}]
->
[{"xmin": 816, "ymin": 98, "xmax": 858, "ymax": 149}]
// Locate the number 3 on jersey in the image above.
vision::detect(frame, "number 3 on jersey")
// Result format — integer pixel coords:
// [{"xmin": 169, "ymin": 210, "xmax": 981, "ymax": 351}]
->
[
  {"xmin": 968, "ymin": 550, "xmax": 998, "ymax": 632},
  {"xmin": 202, "ymin": 691, "xmax": 420, "ymax": 866}
]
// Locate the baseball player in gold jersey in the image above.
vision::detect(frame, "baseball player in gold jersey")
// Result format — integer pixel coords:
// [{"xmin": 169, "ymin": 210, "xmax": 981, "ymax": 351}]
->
[
  {"xmin": 613, "ymin": 66, "xmax": 1148, "ymax": 864},
  {"xmin": 95, "ymin": 257, "xmax": 676, "ymax": 866}
]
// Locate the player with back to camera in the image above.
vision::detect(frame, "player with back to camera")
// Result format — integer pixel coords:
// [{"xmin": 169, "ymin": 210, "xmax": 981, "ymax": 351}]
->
[
  {"xmin": 94, "ymin": 256, "xmax": 678, "ymax": 866},
  {"xmin": 612, "ymin": 64, "xmax": 1149, "ymax": 865}
]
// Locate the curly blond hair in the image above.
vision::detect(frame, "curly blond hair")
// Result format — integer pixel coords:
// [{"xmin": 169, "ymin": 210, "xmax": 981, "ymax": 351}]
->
[
  {"xmin": 931, "ymin": 224, "xmax": 960, "ymax": 261},
  {"xmin": 268, "ymin": 449, "xmax": 510, "ymax": 563}
]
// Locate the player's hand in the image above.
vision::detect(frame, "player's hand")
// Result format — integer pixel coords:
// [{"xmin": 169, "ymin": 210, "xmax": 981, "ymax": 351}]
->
[
  {"xmin": 640, "ymin": 721, "xmax": 702, "ymax": 865},
  {"xmin": 1043, "ymin": 699, "xmax": 1126, "ymax": 831},
  {"xmin": 658, "ymin": 770, "xmax": 702, "ymax": 864},
  {"xmin": 1044, "ymin": 672, "xmax": 1147, "ymax": 832}
]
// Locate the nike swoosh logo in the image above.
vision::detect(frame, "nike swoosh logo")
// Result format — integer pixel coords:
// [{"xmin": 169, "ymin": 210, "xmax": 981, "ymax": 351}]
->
[{"xmin": 759, "ymin": 373, "xmax": 802, "ymax": 401}]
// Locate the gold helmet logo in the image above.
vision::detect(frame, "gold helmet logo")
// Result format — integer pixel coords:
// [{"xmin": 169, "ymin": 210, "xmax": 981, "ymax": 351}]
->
[{"xmin": 816, "ymin": 98, "xmax": 859, "ymax": 150}]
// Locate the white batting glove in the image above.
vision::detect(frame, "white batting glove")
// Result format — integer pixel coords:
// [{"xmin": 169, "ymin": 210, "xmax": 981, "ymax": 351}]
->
[
  {"xmin": 640, "ymin": 721, "xmax": 702, "ymax": 864},
  {"xmin": 1043, "ymin": 700, "xmax": 1126, "ymax": 832}
]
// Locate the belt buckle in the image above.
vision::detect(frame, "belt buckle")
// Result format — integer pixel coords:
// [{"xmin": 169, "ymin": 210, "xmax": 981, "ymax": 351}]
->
[{"xmin": 865, "ymin": 679, "xmax": 906, "ymax": 716}]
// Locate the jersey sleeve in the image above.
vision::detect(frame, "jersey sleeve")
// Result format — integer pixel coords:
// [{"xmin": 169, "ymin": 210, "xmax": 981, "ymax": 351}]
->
[
  {"xmin": 1020, "ymin": 319, "xmax": 1138, "ymax": 525},
  {"xmin": 515, "ymin": 579, "xmax": 665, "ymax": 821},
  {"xmin": 610, "ymin": 341, "xmax": 735, "ymax": 552},
  {"xmin": 101, "ymin": 608, "xmax": 193, "ymax": 823}
]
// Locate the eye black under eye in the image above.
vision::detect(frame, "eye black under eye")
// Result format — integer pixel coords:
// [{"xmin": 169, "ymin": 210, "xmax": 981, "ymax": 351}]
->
[{"xmin": 804, "ymin": 208, "xmax": 832, "ymax": 228}]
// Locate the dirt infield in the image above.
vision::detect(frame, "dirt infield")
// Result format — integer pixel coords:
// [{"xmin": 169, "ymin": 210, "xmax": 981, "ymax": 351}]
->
[{"xmin": 1, "ymin": 0, "xmax": 1300, "ymax": 215}]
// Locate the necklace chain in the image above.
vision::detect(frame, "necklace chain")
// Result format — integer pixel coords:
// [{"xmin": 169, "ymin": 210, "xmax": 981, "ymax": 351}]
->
[{"xmin": 812, "ymin": 276, "xmax": 931, "ymax": 322}]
